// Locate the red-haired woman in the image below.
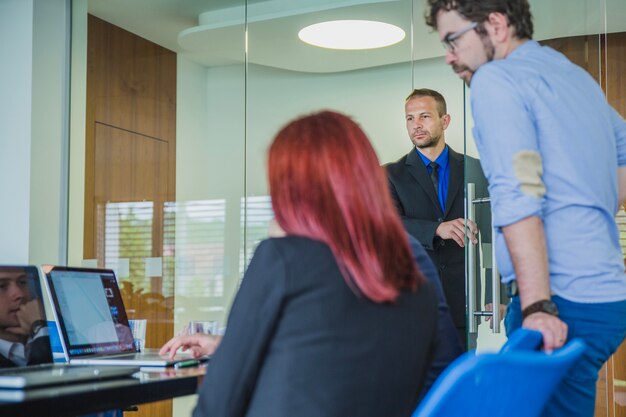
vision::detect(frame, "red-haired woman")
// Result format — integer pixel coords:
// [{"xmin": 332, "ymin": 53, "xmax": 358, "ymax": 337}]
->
[{"xmin": 161, "ymin": 111, "xmax": 460, "ymax": 417}]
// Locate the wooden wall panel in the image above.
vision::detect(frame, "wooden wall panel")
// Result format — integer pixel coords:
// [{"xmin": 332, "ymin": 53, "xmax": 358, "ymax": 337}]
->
[
  {"xmin": 87, "ymin": 16, "xmax": 176, "ymax": 142},
  {"xmin": 85, "ymin": 15, "xmax": 176, "ymax": 259},
  {"xmin": 541, "ymin": 35, "xmax": 601, "ymax": 83},
  {"xmin": 612, "ymin": 342, "xmax": 626, "ymax": 417},
  {"xmin": 607, "ymin": 32, "xmax": 626, "ymax": 118},
  {"xmin": 93, "ymin": 125, "xmax": 171, "ymax": 346},
  {"xmin": 543, "ymin": 32, "xmax": 624, "ymax": 118},
  {"xmin": 607, "ymin": 31, "xmax": 626, "ymax": 417},
  {"xmin": 85, "ymin": 14, "xmax": 176, "ymax": 417}
]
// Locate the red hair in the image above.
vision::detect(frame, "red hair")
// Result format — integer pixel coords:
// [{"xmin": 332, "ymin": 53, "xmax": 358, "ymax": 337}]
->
[{"xmin": 268, "ymin": 111, "xmax": 424, "ymax": 302}]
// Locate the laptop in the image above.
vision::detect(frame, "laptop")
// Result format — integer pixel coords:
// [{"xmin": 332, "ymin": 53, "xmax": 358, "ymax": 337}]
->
[
  {"xmin": 0, "ymin": 265, "xmax": 138, "ymax": 390},
  {"xmin": 43, "ymin": 266, "xmax": 200, "ymax": 367},
  {"xmin": 0, "ymin": 363, "xmax": 139, "ymax": 389}
]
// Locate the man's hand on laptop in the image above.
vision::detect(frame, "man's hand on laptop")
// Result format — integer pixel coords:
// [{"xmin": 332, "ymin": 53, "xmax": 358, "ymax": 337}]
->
[{"xmin": 159, "ymin": 334, "xmax": 222, "ymax": 359}]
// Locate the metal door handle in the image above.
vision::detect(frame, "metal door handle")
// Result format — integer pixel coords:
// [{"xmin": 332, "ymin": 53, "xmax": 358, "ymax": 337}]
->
[
  {"xmin": 491, "ymin": 225, "xmax": 501, "ymax": 333},
  {"xmin": 467, "ymin": 183, "xmax": 501, "ymax": 333},
  {"xmin": 466, "ymin": 183, "xmax": 477, "ymax": 333}
]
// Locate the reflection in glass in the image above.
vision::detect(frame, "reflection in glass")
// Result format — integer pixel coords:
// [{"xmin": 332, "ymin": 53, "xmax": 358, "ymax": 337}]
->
[
  {"xmin": 240, "ymin": 196, "xmax": 274, "ymax": 277},
  {"xmin": 0, "ymin": 266, "xmax": 52, "ymax": 367},
  {"xmin": 103, "ymin": 201, "xmax": 154, "ymax": 293},
  {"xmin": 171, "ymin": 200, "xmax": 227, "ymax": 299}
]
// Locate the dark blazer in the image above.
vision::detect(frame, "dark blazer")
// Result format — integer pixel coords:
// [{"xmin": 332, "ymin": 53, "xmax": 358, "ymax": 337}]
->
[
  {"xmin": 0, "ymin": 353, "xmax": 15, "ymax": 368},
  {"xmin": 0, "ymin": 336, "xmax": 52, "ymax": 368},
  {"xmin": 386, "ymin": 146, "xmax": 492, "ymax": 341},
  {"xmin": 194, "ymin": 236, "xmax": 440, "ymax": 417},
  {"xmin": 406, "ymin": 234, "xmax": 463, "ymax": 397}
]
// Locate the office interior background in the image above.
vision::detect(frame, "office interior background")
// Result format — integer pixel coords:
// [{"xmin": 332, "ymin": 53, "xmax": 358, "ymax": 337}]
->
[{"xmin": 0, "ymin": 0, "xmax": 625, "ymax": 416}]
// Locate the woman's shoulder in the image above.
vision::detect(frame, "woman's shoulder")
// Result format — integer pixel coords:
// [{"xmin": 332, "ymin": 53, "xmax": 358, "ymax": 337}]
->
[
  {"xmin": 250, "ymin": 236, "xmax": 333, "ymax": 268},
  {"xmin": 249, "ymin": 236, "xmax": 337, "ymax": 289},
  {"xmin": 260, "ymin": 235, "xmax": 331, "ymax": 255}
]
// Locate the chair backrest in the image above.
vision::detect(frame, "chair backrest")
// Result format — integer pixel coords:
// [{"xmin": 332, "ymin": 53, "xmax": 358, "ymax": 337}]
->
[
  {"xmin": 412, "ymin": 329, "xmax": 586, "ymax": 417},
  {"xmin": 499, "ymin": 328, "xmax": 543, "ymax": 353}
]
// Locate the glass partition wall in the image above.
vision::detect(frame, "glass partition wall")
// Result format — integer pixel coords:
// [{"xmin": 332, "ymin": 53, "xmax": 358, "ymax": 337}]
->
[{"xmin": 66, "ymin": 0, "xmax": 625, "ymax": 416}]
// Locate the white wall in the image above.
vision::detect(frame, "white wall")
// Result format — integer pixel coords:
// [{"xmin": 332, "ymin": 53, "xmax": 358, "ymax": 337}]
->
[
  {"xmin": 30, "ymin": 0, "xmax": 71, "ymax": 265},
  {"xmin": 244, "ymin": 59, "xmax": 466, "ymax": 197},
  {"xmin": 176, "ymin": 57, "xmax": 212, "ymax": 203},
  {"xmin": 0, "ymin": 0, "xmax": 34, "ymax": 264},
  {"xmin": 0, "ymin": 0, "xmax": 70, "ymax": 265},
  {"xmin": 67, "ymin": 0, "xmax": 88, "ymax": 267}
]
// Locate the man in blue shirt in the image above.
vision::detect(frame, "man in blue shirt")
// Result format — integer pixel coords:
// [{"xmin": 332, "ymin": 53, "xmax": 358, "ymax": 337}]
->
[
  {"xmin": 425, "ymin": 1, "xmax": 626, "ymax": 415},
  {"xmin": 386, "ymin": 88, "xmax": 490, "ymax": 347}
]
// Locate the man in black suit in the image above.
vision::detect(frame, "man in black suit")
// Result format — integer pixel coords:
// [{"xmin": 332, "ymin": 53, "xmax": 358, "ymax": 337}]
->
[
  {"xmin": 386, "ymin": 88, "xmax": 491, "ymax": 347},
  {"xmin": 0, "ymin": 268, "xmax": 51, "ymax": 367}
]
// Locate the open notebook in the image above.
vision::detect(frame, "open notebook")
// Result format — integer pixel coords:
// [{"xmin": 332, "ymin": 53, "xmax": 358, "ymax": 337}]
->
[{"xmin": 44, "ymin": 266, "xmax": 201, "ymax": 367}]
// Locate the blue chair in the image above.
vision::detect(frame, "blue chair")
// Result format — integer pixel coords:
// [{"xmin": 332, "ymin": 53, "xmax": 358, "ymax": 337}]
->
[
  {"xmin": 499, "ymin": 328, "xmax": 543, "ymax": 353},
  {"xmin": 412, "ymin": 329, "xmax": 586, "ymax": 417}
]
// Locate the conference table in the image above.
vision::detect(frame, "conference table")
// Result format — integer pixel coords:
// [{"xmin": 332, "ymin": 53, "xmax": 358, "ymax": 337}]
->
[{"xmin": 0, "ymin": 365, "xmax": 206, "ymax": 417}]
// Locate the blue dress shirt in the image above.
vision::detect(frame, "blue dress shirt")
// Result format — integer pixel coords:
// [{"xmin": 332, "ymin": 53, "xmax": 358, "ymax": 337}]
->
[
  {"xmin": 416, "ymin": 145, "xmax": 449, "ymax": 212},
  {"xmin": 470, "ymin": 40, "xmax": 626, "ymax": 303}
]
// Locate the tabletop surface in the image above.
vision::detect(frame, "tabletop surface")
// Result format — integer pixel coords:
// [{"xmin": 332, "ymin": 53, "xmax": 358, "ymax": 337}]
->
[{"xmin": 0, "ymin": 365, "xmax": 206, "ymax": 417}]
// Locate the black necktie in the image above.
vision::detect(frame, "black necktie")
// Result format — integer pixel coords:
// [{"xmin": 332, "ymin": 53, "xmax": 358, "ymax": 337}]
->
[{"xmin": 429, "ymin": 161, "xmax": 440, "ymax": 197}]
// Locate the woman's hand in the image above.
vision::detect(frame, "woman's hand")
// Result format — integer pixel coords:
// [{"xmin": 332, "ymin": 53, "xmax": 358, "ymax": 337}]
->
[{"xmin": 159, "ymin": 334, "xmax": 222, "ymax": 359}]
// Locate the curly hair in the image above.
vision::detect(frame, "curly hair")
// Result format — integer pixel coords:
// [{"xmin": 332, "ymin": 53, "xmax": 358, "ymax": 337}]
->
[{"xmin": 425, "ymin": 0, "xmax": 533, "ymax": 39}]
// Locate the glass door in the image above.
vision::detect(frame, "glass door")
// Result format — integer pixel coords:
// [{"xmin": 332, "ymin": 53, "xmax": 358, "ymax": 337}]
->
[{"xmin": 463, "ymin": 84, "xmax": 507, "ymax": 352}]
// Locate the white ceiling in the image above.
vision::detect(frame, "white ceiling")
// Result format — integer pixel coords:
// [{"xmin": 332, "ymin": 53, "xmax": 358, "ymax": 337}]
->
[{"xmin": 88, "ymin": 0, "xmax": 626, "ymax": 73}]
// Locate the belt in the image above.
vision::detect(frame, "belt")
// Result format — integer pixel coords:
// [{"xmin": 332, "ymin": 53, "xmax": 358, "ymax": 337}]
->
[{"xmin": 506, "ymin": 281, "xmax": 518, "ymax": 298}]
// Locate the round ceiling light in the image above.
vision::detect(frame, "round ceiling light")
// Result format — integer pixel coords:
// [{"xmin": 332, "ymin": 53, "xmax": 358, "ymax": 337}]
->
[{"xmin": 298, "ymin": 20, "xmax": 405, "ymax": 50}]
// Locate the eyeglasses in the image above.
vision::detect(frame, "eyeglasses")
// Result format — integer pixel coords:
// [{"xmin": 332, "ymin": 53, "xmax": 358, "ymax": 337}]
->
[{"xmin": 442, "ymin": 22, "xmax": 478, "ymax": 52}]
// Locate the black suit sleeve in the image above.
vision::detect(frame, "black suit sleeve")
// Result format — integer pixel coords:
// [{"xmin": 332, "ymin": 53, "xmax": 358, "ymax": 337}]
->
[
  {"xmin": 0, "ymin": 354, "xmax": 17, "ymax": 368},
  {"xmin": 27, "ymin": 335, "xmax": 52, "ymax": 365},
  {"xmin": 193, "ymin": 239, "xmax": 287, "ymax": 417},
  {"xmin": 406, "ymin": 234, "xmax": 462, "ymax": 398},
  {"xmin": 389, "ymin": 179, "xmax": 440, "ymax": 250}
]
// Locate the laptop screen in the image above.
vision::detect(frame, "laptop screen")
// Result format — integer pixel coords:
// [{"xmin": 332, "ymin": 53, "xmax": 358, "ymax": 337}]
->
[
  {"xmin": 45, "ymin": 267, "xmax": 135, "ymax": 358},
  {"xmin": 0, "ymin": 265, "xmax": 53, "ymax": 367}
]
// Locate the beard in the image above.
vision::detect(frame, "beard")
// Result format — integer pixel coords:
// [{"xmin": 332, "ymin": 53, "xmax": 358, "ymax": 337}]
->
[
  {"xmin": 452, "ymin": 64, "xmax": 474, "ymax": 86},
  {"xmin": 480, "ymin": 32, "xmax": 496, "ymax": 62},
  {"xmin": 412, "ymin": 132, "xmax": 441, "ymax": 149}
]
